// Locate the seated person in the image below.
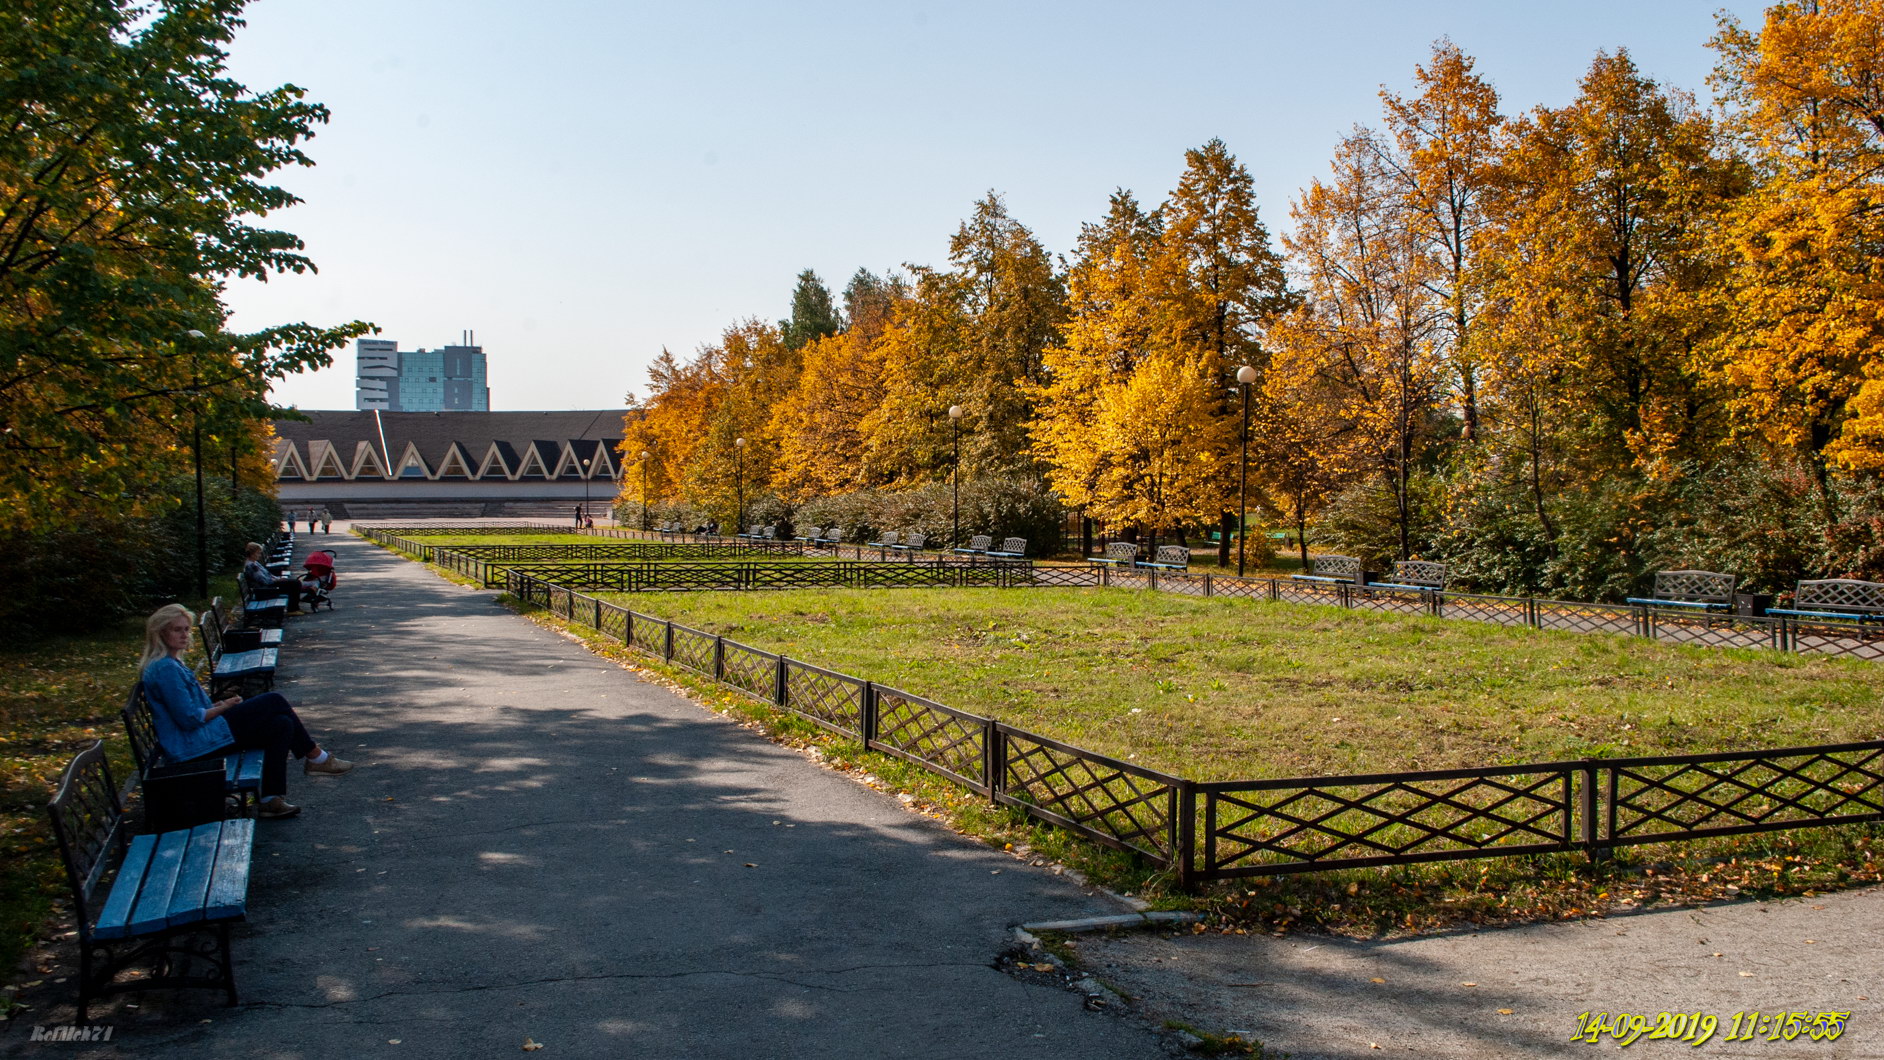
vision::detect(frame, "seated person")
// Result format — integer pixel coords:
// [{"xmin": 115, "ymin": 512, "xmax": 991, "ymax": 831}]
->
[
  {"xmin": 140, "ymin": 604, "xmax": 354, "ymax": 819},
  {"xmin": 242, "ymin": 541, "xmax": 305, "ymax": 614}
]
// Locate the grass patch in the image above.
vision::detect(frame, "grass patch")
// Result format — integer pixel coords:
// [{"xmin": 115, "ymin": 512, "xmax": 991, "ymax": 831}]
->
[
  {"xmin": 0, "ymin": 617, "xmax": 147, "ymax": 981},
  {"xmin": 593, "ymin": 586, "xmax": 1884, "ymax": 782}
]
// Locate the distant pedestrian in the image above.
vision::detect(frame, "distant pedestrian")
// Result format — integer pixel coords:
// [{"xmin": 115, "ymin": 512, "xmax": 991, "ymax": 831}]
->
[
  {"xmin": 319, "ymin": 507, "xmax": 333, "ymax": 533},
  {"xmin": 574, "ymin": 505, "xmax": 583, "ymax": 528}
]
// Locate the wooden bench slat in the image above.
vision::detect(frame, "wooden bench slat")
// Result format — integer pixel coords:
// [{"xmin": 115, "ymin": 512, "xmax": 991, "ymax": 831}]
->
[
  {"xmin": 165, "ymin": 824, "xmax": 224, "ymax": 927},
  {"xmin": 128, "ymin": 829, "xmax": 190, "ymax": 935},
  {"xmin": 93, "ymin": 834, "xmax": 157, "ymax": 941},
  {"xmin": 232, "ymin": 752, "xmax": 264, "ymax": 791},
  {"xmin": 205, "ymin": 819, "xmax": 254, "ymax": 920},
  {"xmin": 212, "ymin": 647, "xmax": 279, "ymax": 676}
]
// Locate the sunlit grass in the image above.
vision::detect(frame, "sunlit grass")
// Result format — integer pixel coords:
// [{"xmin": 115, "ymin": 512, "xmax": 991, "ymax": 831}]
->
[{"xmin": 596, "ymin": 586, "xmax": 1884, "ymax": 783}]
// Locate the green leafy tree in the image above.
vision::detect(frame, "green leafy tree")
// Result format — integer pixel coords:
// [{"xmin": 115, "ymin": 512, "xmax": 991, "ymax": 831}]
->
[
  {"xmin": 779, "ymin": 268, "xmax": 843, "ymax": 351},
  {"xmin": 0, "ymin": 0, "xmax": 370, "ymax": 528}
]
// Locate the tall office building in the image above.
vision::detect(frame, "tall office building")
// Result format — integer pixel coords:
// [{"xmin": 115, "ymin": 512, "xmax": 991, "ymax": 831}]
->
[{"xmin": 353, "ymin": 334, "xmax": 491, "ymax": 411}]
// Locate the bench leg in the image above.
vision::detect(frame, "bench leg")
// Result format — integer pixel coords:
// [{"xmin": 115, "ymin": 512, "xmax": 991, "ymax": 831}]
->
[{"xmin": 219, "ymin": 922, "xmax": 238, "ymax": 1006}]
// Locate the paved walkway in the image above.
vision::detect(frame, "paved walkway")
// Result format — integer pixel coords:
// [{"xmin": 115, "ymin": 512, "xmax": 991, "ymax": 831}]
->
[{"xmin": 5, "ymin": 529, "xmax": 1164, "ymax": 1058}]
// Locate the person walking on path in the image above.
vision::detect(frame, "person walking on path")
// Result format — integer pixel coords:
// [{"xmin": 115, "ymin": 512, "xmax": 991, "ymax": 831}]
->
[
  {"xmin": 319, "ymin": 506, "xmax": 333, "ymax": 533},
  {"xmin": 139, "ymin": 603, "xmax": 354, "ymax": 819}
]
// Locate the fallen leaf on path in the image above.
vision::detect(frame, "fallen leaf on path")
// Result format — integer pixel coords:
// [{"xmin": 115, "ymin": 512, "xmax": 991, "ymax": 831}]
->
[
  {"xmin": 1739, "ymin": 971, "xmax": 1754, "ymax": 977},
  {"xmin": 522, "ymin": 1039, "xmax": 543, "ymax": 1052},
  {"xmin": 1497, "ymin": 1008, "xmax": 1513, "ymax": 1015},
  {"xmin": 1461, "ymin": 982, "xmax": 1477, "ymax": 987},
  {"xmin": 1370, "ymin": 977, "xmax": 1385, "ymax": 984}
]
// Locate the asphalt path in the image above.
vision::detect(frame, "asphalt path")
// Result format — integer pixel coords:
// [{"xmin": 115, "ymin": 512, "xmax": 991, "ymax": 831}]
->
[
  {"xmin": 3, "ymin": 527, "xmax": 1164, "ymax": 1058},
  {"xmin": 1080, "ymin": 885, "xmax": 1881, "ymax": 1059}
]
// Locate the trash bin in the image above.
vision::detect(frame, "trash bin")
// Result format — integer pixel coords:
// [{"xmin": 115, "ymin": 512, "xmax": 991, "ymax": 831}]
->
[
  {"xmin": 1734, "ymin": 592, "xmax": 1774, "ymax": 617},
  {"xmin": 144, "ymin": 758, "xmax": 229, "ymax": 832}
]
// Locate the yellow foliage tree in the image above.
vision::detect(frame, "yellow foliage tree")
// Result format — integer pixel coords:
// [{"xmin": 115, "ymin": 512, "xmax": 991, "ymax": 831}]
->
[{"xmin": 1709, "ymin": 0, "xmax": 1884, "ymax": 482}]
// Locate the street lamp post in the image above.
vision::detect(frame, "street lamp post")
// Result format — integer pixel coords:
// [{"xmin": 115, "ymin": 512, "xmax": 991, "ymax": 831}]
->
[
  {"xmin": 581, "ymin": 456, "xmax": 592, "ymax": 524},
  {"xmin": 734, "ymin": 437, "xmax": 746, "ymax": 534},
  {"xmin": 186, "ymin": 330, "xmax": 208, "ymax": 598},
  {"xmin": 948, "ymin": 405, "xmax": 964, "ymax": 549},
  {"xmin": 639, "ymin": 450, "xmax": 651, "ymax": 532},
  {"xmin": 1235, "ymin": 364, "xmax": 1257, "ymax": 577}
]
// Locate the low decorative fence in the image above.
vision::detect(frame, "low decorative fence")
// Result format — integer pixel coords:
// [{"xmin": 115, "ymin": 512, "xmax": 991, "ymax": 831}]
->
[
  {"xmin": 357, "ymin": 525, "xmax": 1884, "ymax": 665},
  {"xmin": 496, "ymin": 566, "xmax": 1884, "ymax": 886}
]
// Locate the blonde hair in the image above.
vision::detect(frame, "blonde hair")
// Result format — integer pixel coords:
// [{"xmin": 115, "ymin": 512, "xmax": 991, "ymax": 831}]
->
[
  {"xmin": 244, "ymin": 541, "xmax": 263, "ymax": 559},
  {"xmin": 141, "ymin": 604, "xmax": 195, "ymax": 673}
]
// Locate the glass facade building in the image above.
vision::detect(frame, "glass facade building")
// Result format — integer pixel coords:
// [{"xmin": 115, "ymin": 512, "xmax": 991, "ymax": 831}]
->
[{"xmin": 354, "ymin": 339, "xmax": 490, "ymax": 411}]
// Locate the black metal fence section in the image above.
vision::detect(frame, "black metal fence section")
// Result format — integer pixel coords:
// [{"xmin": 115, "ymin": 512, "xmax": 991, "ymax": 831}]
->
[
  {"xmin": 494, "ymin": 566, "xmax": 1884, "ymax": 884},
  {"xmin": 497, "ymin": 560, "xmax": 1047, "ymax": 595}
]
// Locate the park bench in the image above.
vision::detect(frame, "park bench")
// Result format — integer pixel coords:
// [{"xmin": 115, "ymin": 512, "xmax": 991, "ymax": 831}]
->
[
  {"xmin": 198, "ymin": 610, "xmax": 278, "ymax": 697},
  {"xmin": 123, "ymin": 682, "xmax": 266, "ymax": 807},
  {"xmin": 953, "ymin": 534, "xmax": 993, "ymax": 556},
  {"xmin": 1767, "ymin": 579, "xmax": 1884, "ymax": 624},
  {"xmin": 1627, "ymin": 570, "xmax": 1736, "ymax": 612},
  {"xmin": 1088, "ymin": 542, "xmax": 1138, "ymax": 567},
  {"xmin": 987, "ymin": 537, "xmax": 1028, "ymax": 560},
  {"xmin": 1136, "ymin": 545, "xmax": 1190, "ymax": 572},
  {"xmin": 1370, "ymin": 560, "xmax": 1449, "ymax": 593},
  {"xmin": 867, "ymin": 530, "xmax": 899, "ymax": 555},
  {"xmin": 891, "ymin": 531, "xmax": 929, "ymax": 556},
  {"xmin": 813, "ymin": 526, "xmax": 846, "ymax": 551},
  {"xmin": 48, "ymin": 740, "xmax": 253, "ymax": 1020},
  {"xmin": 736, "ymin": 524, "xmax": 765, "ymax": 541},
  {"xmin": 795, "ymin": 526, "xmax": 824, "ymax": 545},
  {"xmin": 1292, "ymin": 555, "xmax": 1363, "ymax": 585},
  {"xmin": 237, "ymin": 571, "xmax": 288, "ymax": 628},
  {"xmin": 210, "ymin": 597, "xmax": 281, "ymax": 649}
]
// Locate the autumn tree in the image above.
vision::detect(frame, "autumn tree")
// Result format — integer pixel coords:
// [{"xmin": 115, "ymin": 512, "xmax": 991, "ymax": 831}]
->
[
  {"xmin": 1375, "ymin": 40, "xmax": 1504, "ymax": 441},
  {"xmin": 1708, "ymin": 1, "xmax": 1884, "ymax": 494},
  {"xmin": 0, "ymin": 0, "xmax": 369, "ymax": 529},
  {"xmin": 1276, "ymin": 130, "xmax": 1446, "ymax": 562}
]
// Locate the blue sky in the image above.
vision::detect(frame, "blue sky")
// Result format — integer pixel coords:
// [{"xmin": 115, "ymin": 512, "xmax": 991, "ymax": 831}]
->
[{"xmin": 221, "ymin": 0, "xmax": 1768, "ymax": 411}]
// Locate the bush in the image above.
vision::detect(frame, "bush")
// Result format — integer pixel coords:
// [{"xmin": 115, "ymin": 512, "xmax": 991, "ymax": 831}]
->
[{"xmin": 0, "ymin": 482, "xmax": 281, "ymax": 640}]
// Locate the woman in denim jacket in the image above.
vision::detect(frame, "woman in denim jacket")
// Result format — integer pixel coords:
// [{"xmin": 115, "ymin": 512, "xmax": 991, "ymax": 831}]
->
[{"xmin": 140, "ymin": 604, "xmax": 354, "ymax": 818}]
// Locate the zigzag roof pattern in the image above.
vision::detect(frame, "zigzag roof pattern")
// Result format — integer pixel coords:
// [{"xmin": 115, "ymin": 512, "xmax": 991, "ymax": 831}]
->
[{"xmin": 272, "ymin": 409, "xmax": 630, "ymax": 483}]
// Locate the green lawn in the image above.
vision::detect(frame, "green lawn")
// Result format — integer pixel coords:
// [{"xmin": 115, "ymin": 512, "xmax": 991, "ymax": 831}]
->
[
  {"xmin": 594, "ymin": 586, "xmax": 1884, "ymax": 783},
  {"xmin": 0, "ymin": 618, "xmax": 145, "ymax": 979}
]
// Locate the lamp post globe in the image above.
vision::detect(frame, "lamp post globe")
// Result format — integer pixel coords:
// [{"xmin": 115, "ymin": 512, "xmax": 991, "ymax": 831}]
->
[{"xmin": 1235, "ymin": 365, "xmax": 1257, "ymax": 577}]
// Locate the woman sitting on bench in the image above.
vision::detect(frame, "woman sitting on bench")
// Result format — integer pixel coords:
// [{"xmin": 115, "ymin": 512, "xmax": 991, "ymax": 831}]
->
[
  {"xmin": 242, "ymin": 541, "xmax": 305, "ymax": 615},
  {"xmin": 140, "ymin": 604, "xmax": 354, "ymax": 820}
]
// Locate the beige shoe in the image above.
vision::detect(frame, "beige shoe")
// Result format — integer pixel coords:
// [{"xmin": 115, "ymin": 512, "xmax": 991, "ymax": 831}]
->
[
  {"xmin": 257, "ymin": 797, "xmax": 301, "ymax": 819},
  {"xmin": 304, "ymin": 755, "xmax": 354, "ymax": 776}
]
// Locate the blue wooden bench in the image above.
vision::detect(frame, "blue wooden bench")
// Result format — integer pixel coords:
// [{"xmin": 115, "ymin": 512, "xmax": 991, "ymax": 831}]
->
[
  {"xmin": 48, "ymin": 741, "xmax": 253, "ymax": 1020},
  {"xmin": 123, "ymin": 682, "xmax": 266, "ymax": 807},
  {"xmin": 813, "ymin": 526, "xmax": 846, "ymax": 552},
  {"xmin": 1626, "ymin": 570, "xmax": 1735, "ymax": 612},
  {"xmin": 953, "ymin": 534, "xmax": 992, "ymax": 557},
  {"xmin": 198, "ymin": 610, "xmax": 278, "ymax": 697},
  {"xmin": 795, "ymin": 526, "xmax": 825, "ymax": 546},
  {"xmin": 1292, "ymin": 555, "xmax": 1363, "ymax": 585},
  {"xmin": 867, "ymin": 530, "xmax": 899, "ymax": 558},
  {"xmin": 986, "ymin": 536, "xmax": 1028, "ymax": 560},
  {"xmin": 1767, "ymin": 579, "xmax": 1884, "ymax": 624},
  {"xmin": 211, "ymin": 597, "xmax": 282, "ymax": 649},
  {"xmin": 1089, "ymin": 542, "xmax": 1137, "ymax": 567},
  {"xmin": 891, "ymin": 531, "xmax": 929, "ymax": 557},
  {"xmin": 1370, "ymin": 560, "xmax": 1448, "ymax": 592},
  {"xmin": 237, "ymin": 569, "xmax": 289, "ymax": 628},
  {"xmin": 1136, "ymin": 545, "xmax": 1189, "ymax": 571}
]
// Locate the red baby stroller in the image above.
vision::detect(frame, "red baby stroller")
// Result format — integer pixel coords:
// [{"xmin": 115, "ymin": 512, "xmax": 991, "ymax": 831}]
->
[{"xmin": 301, "ymin": 550, "xmax": 338, "ymax": 610}]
